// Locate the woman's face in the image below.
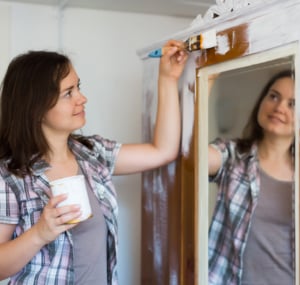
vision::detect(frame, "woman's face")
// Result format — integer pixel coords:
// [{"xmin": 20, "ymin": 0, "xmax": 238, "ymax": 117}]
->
[
  {"xmin": 42, "ymin": 65, "xmax": 87, "ymax": 137},
  {"xmin": 257, "ymin": 77, "xmax": 295, "ymax": 139}
]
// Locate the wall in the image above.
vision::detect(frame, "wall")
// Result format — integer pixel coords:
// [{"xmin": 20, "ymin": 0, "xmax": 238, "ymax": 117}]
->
[
  {"xmin": 0, "ymin": 2, "xmax": 192, "ymax": 284},
  {"xmin": 0, "ymin": 5, "xmax": 10, "ymax": 83}
]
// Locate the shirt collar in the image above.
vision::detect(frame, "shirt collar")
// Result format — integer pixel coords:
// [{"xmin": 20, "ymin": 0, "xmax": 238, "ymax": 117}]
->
[{"xmin": 31, "ymin": 137, "xmax": 95, "ymax": 176}]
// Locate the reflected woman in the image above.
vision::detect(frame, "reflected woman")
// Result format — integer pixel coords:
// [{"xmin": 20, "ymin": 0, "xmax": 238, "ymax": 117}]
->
[{"xmin": 208, "ymin": 70, "xmax": 295, "ymax": 284}]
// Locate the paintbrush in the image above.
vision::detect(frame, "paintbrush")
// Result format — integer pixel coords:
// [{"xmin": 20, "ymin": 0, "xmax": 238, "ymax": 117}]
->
[{"xmin": 148, "ymin": 29, "xmax": 217, "ymax": 58}]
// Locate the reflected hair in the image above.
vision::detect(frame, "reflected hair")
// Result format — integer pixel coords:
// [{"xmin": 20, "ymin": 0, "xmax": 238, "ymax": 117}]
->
[
  {"xmin": 0, "ymin": 50, "xmax": 92, "ymax": 176},
  {"xmin": 236, "ymin": 69, "xmax": 295, "ymax": 154}
]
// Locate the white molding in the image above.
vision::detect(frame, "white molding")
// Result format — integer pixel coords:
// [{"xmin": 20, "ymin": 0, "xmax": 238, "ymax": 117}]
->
[
  {"xmin": 294, "ymin": 47, "xmax": 300, "ymax": 285},
  {"xmin": 136, "ymin": 0, "xmax": 293, "ymax": 59},
  {"xmin": 203, "ymin": 0, "xmax": 261, "ymax": 22}
]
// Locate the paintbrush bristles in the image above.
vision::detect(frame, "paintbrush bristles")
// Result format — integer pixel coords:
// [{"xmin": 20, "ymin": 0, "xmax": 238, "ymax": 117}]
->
[
  {"xmin": 201, "ymin": 29, "xmax": 217, "ymax": 49},
  {"xmin": 147, "ymin": 29, "xmax": 217, "ymax": 58},
  {"xmin": 185, "ymin": 29, "xmax": 217, "ymax": 52},
  {"xmin": 185, "ymin": 35, "xmax": 202, "ymax": 51}
]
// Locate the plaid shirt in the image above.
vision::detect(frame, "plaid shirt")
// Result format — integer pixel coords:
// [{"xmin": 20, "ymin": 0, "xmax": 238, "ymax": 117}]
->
[
  {"xmin": 0, "ymin": 135, "xmax": 121, "ymax": 285},
  {"xmin": 208, "ymin": 138, "xmax": 260, "ymax": 285}
]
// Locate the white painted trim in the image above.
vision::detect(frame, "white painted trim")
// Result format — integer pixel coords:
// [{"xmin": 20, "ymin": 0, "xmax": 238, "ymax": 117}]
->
[
  {"xmin": 196, "ymin": 73, "xmax": 209, "ymax": 285},
  {"xmin": 294, "ymin": 45, "xmax": 300, "ymax": 285},
  {"xmin": 136, "ymin": 0, "xmax": 299, "ymax": 59}
]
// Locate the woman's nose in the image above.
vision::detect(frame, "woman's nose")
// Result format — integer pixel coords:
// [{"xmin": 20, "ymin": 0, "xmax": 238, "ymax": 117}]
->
[
  {"xmin": 77, "ymin": 92, "xmax": 87, "ymax": 105},
  {"xmin": 275, "ymin": 100, "xmax": 287, "ymax": 113}
]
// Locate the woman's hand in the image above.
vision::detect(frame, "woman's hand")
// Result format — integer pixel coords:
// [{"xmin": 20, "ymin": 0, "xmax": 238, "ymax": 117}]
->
[
  {"xmin": 159, "ymin": 40, "xmax": 188, "ymax": 81},
  {"xmin": 114, "ymin": 39, "xmax": 188, "ymax": 175},
  {"xmin": 0, "ymin": 194, "xmax": 82, "ymax": 279},
  {"xmin": 33, "ymin": 194, "xmax": 81, "ymax": 245}
]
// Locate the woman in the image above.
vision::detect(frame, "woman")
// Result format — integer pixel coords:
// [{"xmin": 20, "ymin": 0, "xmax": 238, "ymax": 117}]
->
[
  {"xmin": 0, "ymin": 40, "xmax": 188, "ymax": 284},
  {"xmin": 208, "ymin": 70, "xmax": 295, "ymax": 284}
]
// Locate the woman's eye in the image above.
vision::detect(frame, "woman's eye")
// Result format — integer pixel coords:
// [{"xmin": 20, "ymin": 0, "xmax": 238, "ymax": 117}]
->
[
  {"xmin": 269, "ymin": 92, "xmax": 278, "ymax": 100},
  {"xmin": 289, "ymin": 100, "xmax": 295, "ymax": 108},
  {"xmin": 64, "ymin": 90, "xmax": 72, "ymax": 98}
]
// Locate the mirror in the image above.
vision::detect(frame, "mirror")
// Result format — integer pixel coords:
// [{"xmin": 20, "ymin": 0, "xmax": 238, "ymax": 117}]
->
[
  {"xmin": 196, "ymin": 43, "xmax": 298, "ymax": 285},
  {"xmin": 208, "ymin": 57, "xmax": 294, "ymax": 221}
]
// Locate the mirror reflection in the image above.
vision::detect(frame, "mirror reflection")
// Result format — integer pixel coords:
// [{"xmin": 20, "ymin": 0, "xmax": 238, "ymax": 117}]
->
[{"xmin": 207, "ymin": 58, "xmax": 295, "ymax": 284}]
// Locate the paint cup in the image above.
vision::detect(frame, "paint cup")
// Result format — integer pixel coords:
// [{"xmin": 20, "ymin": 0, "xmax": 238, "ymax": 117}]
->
[{"xmin": 50, "ymin": 175, "xmax": 92, "ymax": 224}]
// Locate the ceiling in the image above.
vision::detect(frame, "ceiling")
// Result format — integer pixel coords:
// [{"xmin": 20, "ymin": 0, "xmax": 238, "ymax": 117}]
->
[{"xmin": 4, "ymin": 0, "xmax": 216, "ymax": 18}]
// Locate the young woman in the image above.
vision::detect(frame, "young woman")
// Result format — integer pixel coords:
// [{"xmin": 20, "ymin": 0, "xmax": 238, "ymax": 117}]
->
[
  {"xmin": 0, "ymin": 40, "xmax": 188, "ymax": 285},
  {"xmin": 208, "ymin": 70, "xmax": 295, "ymax": 284}
]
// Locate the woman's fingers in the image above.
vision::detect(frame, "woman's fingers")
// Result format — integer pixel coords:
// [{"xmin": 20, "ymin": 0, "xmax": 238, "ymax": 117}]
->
[
  {"xmin": 53, "ymin": 204, "xmax": 82, "ymax": 225},
  {"xmin": 47, "ymin": 193, "xmax": 82, "ymax": 223},
  {"xmin": 34, "ymin": 195, "xmax": 82, "ymax": 244}
]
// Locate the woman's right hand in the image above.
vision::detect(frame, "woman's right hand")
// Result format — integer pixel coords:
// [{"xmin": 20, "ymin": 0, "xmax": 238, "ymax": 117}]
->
[
  {"xmin": 33, "ymin": 194, "xmax": 82, "ymax": 245},
  {"xmin": 159, "ymin": 40, "xmax": 188, "ymax": 82},
  {"xmin": 0, "ymin": 194, "xmax": 82, "ymax": 279}
]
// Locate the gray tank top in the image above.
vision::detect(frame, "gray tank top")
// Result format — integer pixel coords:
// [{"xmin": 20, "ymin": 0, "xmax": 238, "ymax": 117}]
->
[
  {"xmin": 241, "ymin": 167, "xmax": 294, "ymax": 284},
  {"xmin": 71, "ymin": 170, "xmax": 108, "ymax": 285}
]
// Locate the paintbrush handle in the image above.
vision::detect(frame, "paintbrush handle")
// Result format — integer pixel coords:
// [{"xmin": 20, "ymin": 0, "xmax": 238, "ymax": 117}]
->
[
  {"xmin": 148, "ymin": 48, "xmax": 164, "ymax": 58},
  {"xmin": 148, "ymin": 45, "xmax": 189, "ymax": 58},
  {"xmin": 148, "ymin": 30, "xmax": 216, "ymax": 58},
  {"xmin": 148, "ymin": 47, "xmax": 177, "ymax": 58}
]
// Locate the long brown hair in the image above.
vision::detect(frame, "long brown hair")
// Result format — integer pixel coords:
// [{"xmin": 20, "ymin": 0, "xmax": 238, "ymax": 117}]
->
[
  {"xmin": 236, "ymin": 69, "xmax": 294, "ymax": 154},
  {"xmin": 0, "ymin": 50, "xmax": 91, "ymax": 176}
]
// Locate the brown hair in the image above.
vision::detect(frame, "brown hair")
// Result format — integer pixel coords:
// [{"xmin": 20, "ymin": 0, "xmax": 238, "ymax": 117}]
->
[
  {"xmin": 0, "ymin": 50, "xmax": 91, "ymax": 176},
  {"xmin": 236, "ymin": 69, "xmax": 294, "ymax": 154}
]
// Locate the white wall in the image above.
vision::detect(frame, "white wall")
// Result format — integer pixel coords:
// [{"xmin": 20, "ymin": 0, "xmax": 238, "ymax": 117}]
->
[
  {"xmin": 0, "ymin": 4, "xmax": 10, "ymax": 82},
  {"xmin": 0, "ymin": 2, "xmax": 192, "ymax": 284}
]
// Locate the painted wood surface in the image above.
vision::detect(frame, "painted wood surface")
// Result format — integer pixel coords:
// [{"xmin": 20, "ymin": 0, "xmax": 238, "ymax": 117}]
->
[{"xmin": 139, "ymin": 0, "xmax": 300, "ymax": 284}]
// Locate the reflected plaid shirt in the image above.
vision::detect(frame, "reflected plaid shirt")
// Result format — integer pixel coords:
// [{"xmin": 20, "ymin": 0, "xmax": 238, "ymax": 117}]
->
[
  {"xmin": 208, "ymin": 138, "xmax": 260, "ymax": 285},
  {"xmin": 0, "ymin": 135, "xmax": 121, "ymax": 285}
]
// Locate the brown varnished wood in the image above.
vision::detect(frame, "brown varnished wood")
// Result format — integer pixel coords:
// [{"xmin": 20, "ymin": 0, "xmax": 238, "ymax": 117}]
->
[{"xmin": 196, "ymin": 23, "xmax": 249, "ymax": 68}]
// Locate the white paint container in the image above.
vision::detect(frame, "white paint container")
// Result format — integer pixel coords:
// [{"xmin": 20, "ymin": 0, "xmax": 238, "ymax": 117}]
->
[{"xmin": 50, "ymin": 175, "xmax": 92, "ymax": 224}]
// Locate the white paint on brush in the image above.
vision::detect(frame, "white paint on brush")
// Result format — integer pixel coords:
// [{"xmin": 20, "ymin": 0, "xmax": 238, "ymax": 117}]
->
[{"xmin": 201, "ymin": 29, "xmax": 217, "ymax": 49}]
